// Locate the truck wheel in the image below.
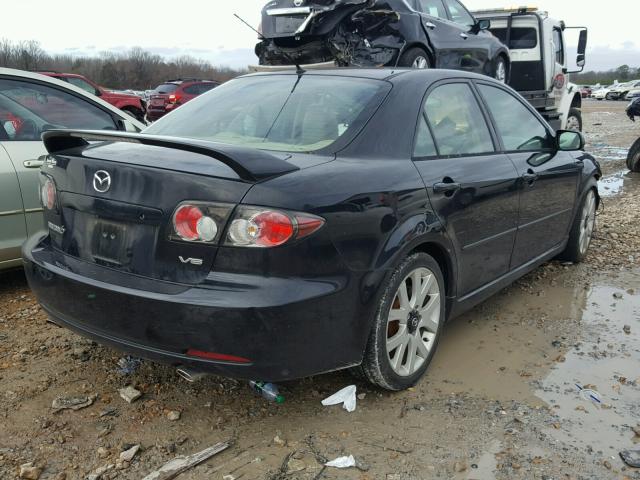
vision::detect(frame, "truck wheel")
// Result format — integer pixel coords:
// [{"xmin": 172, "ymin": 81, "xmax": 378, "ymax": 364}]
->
[
  {"xmin": 559, "ymin": 188, "xmax": 597, "ymax": 263},
  {"xmin": 566, "ymin": 108, "xmax": 583, "ymax": 132},
  {"xmin": 398, "ymin": 48, "xmax": 431, "ymax": 69},
  {"xmin": 494, "ymin": 56, "xmax": 508, "ymax": 83},
  {"xmin": 628, "ymin": 138, "xmax": 640, "ymax": 172},
  {"xmin": 356, "ymin": 252, "xmax": 445, "ymax": 391}
]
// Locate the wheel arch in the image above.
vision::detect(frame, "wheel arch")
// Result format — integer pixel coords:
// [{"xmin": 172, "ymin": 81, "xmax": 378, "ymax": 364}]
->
[
  {"xmin": 398, "ymin": 42, "xmax": 435, "ymax": 66},
  {"xmin": 407, "ymin": 240, "xmax": 456, "ymax": 301}
]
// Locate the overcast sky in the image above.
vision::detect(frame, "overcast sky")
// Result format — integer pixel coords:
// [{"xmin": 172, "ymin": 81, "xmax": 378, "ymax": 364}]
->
[{"xmin": 3, "ymin": 0, "xmax": 639, "ymax": 71}]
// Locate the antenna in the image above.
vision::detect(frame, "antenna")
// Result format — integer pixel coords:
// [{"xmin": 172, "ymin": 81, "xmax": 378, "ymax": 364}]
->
[{"xmin": 233, "ymin": 13, "xmax": 264, "ymax": 40}]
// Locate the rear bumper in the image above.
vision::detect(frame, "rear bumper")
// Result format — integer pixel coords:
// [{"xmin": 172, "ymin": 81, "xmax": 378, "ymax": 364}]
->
[{"xmin": 23, "ymin": 234, "xmax": 371, "ymax": 382}]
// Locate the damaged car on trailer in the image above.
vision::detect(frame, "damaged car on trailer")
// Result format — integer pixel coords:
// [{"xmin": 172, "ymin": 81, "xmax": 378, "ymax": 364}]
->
[{"xmin": 256, "ymin": 0, "xmax": 510, "ymax": 80}]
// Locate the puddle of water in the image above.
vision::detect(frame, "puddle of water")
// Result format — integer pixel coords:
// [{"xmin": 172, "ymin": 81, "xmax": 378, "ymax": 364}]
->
[
  {"xmin": 428, "ymin": 278, "xmax": 588, "ymax": 402},
  {"xmin": 536, "ymin": 276, "xmax": 640, "ymax": 465},
  {"xmin": 465, "ymin": 439, "xmax": 501, "ymax": 480},
  {"xmin": 599, "ymin": 170, "xmax": 635, "ymax": 197}
]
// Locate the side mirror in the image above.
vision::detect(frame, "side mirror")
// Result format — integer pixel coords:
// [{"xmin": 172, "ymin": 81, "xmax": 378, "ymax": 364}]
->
[
  {"xmin": 95, "ymin": 88, "xmax": 102, "ymax": 97},
  {"xmin": 577, "ymin": 29, "xmax": 587, "ymax": 56},
  {"xmin": 477, "ymin": 19, "xmax": 491, "ymax": 31},
  {"xmin": 557, "ymin": 130, "xmax": 584, "ymax": 151},
  {"xmin": 576, "ymin": 54, "xmax": 585, "ymax": 68}
]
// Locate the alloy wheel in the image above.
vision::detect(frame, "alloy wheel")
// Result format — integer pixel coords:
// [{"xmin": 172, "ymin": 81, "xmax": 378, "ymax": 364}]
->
[
  {"xmin": 386, "ymin": 267, "xmax": 441, "ymax": 377},
  {"xmin": 412, "ymin": 56, "xmax": 429, "ymax": 69},
  {"xmin": 579, "ymin": 190, "xmax": 596, "ymax": 255}
]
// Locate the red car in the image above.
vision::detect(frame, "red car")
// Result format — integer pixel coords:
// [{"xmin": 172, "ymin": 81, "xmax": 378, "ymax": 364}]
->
[
  {"xmin": 39, "ymin": 72, "xmax": 146, "ymax": 122},
  {"xmin": 146, "ymin": 79, "xmax": 220, "ymax": 121},
  {"xmin": 580, "ymin": 86, "xmax": 592, "ymax": 98}
]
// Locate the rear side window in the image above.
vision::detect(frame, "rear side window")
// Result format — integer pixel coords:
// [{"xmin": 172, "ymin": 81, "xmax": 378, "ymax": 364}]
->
[
  {"xmin": 154, "ymin": 83, "xmax": 178, "ymax": 94},
  {"xmin": 182, "ymin": 84, "xmax": 201, "ymax": 95},
  {"xmin": 478, "ymin": 84, "xmax": 552, "ymax": 151},
  {"xmin": 424, "ymin": 83, "xmax": 494, "ymax": 156},
  {"xmin": 416, "ymin": 0, "xmax": 447, "ymax": 18},
  {"xmin": 0, "ymin": 78, "xmax": 117, "ymax": 141},
  {"xmin": 490, "ymin": 27, "xmax": 538, "ymax": 49},
  {"xmin": 413, "ymin": 116, "xmax": 437, "ymax": 157}
]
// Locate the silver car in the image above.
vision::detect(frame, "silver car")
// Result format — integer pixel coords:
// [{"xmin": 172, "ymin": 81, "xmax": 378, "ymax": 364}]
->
[{"xmin": 0, "ymin": 68, "xmax": 145, "ymax": 270}]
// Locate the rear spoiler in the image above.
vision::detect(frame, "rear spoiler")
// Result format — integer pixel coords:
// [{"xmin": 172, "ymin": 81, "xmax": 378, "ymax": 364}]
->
[{"xmin": 41, "ymin": 130, "xmax": 299, "ymax": 182}]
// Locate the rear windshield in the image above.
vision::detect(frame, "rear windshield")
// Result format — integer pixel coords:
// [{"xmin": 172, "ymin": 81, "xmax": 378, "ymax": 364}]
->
[
  {"xmin": 153, "ymin": 83, "xmax": 179, "ymax": 94},
  {"xmin": 491, "ymin": 27, "xmax": 538, "ymax": 49},
  {"xmin": 144, "ymin": 75, "xmax": 390, "ymax": 153}
]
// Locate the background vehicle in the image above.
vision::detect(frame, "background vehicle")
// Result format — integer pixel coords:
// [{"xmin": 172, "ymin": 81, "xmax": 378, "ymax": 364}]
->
[
  {"xmin": 0, "ymin": 68, "xmax": 144, "ymax": 271},
  {"xmin": 146, "ymin": 79, "xmax": 220, "ymax": 121},
  {"xmin": 609, "ymin": 80, "xmax": 640, "ymax": 100},
  {"xmin": 579, "ymin": 86, "xmax": 592, "ymax": 98},
  {"xmin": 256, "ymin": 0, "xmax": 510, "ymax": 80},
  {"xmin": 626, "ymin": 88, "xmax": 640, "ymax": 101},
  {"xmin": 627, "ymin": 97, "xmax": 640, "ymax": 172},
  {"xmin": 474, "ymin": 7, "xmax": 587, "ymax": 131},
  {"xmin": 592, "ymin": 85, "xmax": 613, "ymax": 100},
  {"xmin": 24, "ymin": 69, "xmax": 599, "ymax": 391},
  {"xmin": 39, "ymin": 72, "xmax": 146, "ymax": 122}
]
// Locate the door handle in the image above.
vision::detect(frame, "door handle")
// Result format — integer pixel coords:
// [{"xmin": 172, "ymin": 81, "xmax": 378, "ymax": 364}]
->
[
  {"xmin": 574, "ymin": 159, "xmax": 584, "ymax": 167},
  {"xmin": 23, "ymin": 155, "xmax": 48, "ymax": 169},
  {"xmin": 522, "ymin": 170, "xmax": 538, "ymax": 185},
  {"xmin": 460, "ymin": 32, "xmax": 469, "ymax": 39},
  {"xmin": 425, "ymin": 21, "xmax": 436, "ymax": 29},
  {"xmin": 433, "ymin": 181, "xmax": 461, "ymax": 193}
]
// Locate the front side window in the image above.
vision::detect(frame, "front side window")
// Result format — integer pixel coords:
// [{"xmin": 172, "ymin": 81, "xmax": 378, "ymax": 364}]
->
[
  {"xmin": 0, "ymin": 78, "xmax": 117, "ymax": 141},
  {"xmin": 66, "ymin": 77, "xmax": 99, "ymax": 96},
  {"xmin": 416, "ymin": 0, "xmax": 447, "ymax": 18},
  {"xmin": 145, "ymin": 75, "xmax": 390, "ymax": 153},
  {"xmin": 552, "ymin": 28, "xmax": 564, "ymax": 64},
  {"xmin": 478, "ymin": 84, "xmax": 552, "ymax": 151},
  {"xmin": 424, "ymin": 83, "xmax": 494, "ymax": 156},
  {"xmin": 443, "ymin": 0, "xmax": 475, "ymax": 29}
]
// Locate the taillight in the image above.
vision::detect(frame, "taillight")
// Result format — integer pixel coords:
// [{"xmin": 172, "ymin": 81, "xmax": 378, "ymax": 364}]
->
[
  {"xmin": 40, "ymin": 176, "xmax": 57, "ymax": 210},
  {"xmin": 168, "ymin": 94, "xmax": 180, "ymax": 104},
  {"xmin": 225, "ymin": 207, "xmax": 324, "ymax": 248},
  {"xmin": 170, "ymin": 202, "xmax": 232, "ymax": 244}
]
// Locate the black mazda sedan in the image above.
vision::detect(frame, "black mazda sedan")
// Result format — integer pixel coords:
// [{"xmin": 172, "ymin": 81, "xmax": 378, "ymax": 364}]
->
[{"xmin": 24, "ymin": 69, "xmax": 600, "ymax": 391}]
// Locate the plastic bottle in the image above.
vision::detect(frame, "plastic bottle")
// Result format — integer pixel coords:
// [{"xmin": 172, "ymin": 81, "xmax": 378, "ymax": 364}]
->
[{"xmin": 249, "ymin": 380, "xmax": 285, "ymax": 404}]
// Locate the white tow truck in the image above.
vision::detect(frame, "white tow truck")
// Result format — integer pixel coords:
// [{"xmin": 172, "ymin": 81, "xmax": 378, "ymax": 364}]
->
[{"xmin": 473, "ymin": 7, "xmax": 588, "ymax": 131}]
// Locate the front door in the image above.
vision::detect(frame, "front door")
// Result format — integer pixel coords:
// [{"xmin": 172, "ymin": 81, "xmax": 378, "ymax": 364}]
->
[
  {"xmin": 475, "ymin": 82, "xmax": 580, "ymax": 267},
  {"xmin": 441, "ymin": 0, "xmax": 490, "ymax": 73},
  {"xmin": 0, "ymin": 143, "xmax": 26, "ymax": 265},
  {"xmin": 412, "ymin": 81, "xmax": 520, "ymax": 296}
]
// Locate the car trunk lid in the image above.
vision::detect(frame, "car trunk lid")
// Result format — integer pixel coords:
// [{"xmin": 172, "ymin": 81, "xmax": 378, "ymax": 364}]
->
[{"xmin": 41, "ymin": 130, "xmax": 300, "ymax": 284}]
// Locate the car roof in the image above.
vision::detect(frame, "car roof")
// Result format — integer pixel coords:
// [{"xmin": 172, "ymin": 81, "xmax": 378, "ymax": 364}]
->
[
  {"xmin": 242, "ymin": 67, "xmax": 499, "ymax": 85},
  {"xmin": 0, "ymin": 68, "xmax": 145, "ymax": 130}
]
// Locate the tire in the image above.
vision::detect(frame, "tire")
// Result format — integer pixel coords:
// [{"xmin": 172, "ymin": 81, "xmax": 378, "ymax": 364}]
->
[
  {"xmin": 566, "ymin": 108, "xmax": 583, "ymax": 132},
  {"xmin": 398, "ymin": 48, "xmax": 431, "ymax": 69},
  {"xmin": 605, "ymin": 93, "xmax": 614, "ymax": 100},
  {"xmin": 494, "ymin": 56, "xmax": 508, "ymax": 83},
  {"xmin": 358, "ymin": 252, "xmax": 446, "ymax": 391},
  {"xmin": 627, "ymin": 137, "xmax": 640, "ymax": 172},
  {"xmin": 559, "ymin": 188, "xmax": 597, "ymax": 263}
]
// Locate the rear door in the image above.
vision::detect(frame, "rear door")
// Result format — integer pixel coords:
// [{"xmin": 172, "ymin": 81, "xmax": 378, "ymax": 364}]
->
[
  {"xmin": 412, "ymin": 81, "xmax": 520, "ymax": 296},
  {"xmin": 475, "ymin": 81, "xmax": 580, "ymax": 267},
  {"xmin": 412, "ymin": 0, "xmax": 468, "ymax": 70}
]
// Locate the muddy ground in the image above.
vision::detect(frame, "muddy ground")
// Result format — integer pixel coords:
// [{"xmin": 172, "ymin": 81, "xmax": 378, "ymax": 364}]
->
[{"xmin": 1, "ymin": 100, "xmax": 639, "ymax": 480}]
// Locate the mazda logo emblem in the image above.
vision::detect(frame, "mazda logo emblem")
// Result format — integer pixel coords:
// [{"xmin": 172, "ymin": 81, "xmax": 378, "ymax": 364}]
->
[{"xmin": 93, "ymin": 170, "xmax": 111, "ymax": 193}]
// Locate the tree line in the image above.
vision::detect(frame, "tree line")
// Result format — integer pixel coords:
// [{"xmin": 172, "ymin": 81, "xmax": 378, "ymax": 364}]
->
[
  {"xmin": 573, "ymin": 65, "xmax": 640, "ymax": 85},
  {"xmin": 0, "ymin": 39, "xmax": 247, "ymax": 90}
]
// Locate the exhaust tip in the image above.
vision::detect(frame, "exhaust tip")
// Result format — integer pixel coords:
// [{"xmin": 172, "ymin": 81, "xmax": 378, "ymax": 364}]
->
[{"xmin": 176, "ymin": 367, "xmax": 207, "ymax": 383}]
